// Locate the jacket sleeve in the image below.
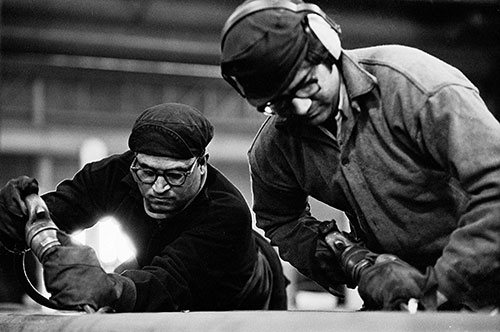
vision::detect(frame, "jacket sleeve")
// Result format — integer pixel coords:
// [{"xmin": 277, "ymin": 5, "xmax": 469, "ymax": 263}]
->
[
  {"xmin": 41, "ymin": 162, "xmax": 112, "ymax": 232},
  {"xmin": 121, "ymin": 199, "xmax": 255, "ymax": 312},
  {"xmin": 416, "ymin": 84, "xmax": 500, "ymax": 308},
  {"xmin": 248, "ymin": 132, "xmax": 348, "ymax": 293}
]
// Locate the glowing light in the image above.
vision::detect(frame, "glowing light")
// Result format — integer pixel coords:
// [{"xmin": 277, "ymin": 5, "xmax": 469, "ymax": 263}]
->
[
  {"xmin": 71, "ymin": 216, "xmax": 136, "ymax": 270},
  {"xmin": 98, "ymin": 216, "xmax": 136, "ymax": 265},
  {"xmin": 76, "ymin": 139, "xmax": 136, "ymax": 270}
]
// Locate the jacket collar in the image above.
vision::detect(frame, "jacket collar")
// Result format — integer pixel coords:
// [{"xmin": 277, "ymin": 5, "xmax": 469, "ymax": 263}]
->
[{"xmin": 340, "ymin": 50, "xmax": 378, "ymax": 102}]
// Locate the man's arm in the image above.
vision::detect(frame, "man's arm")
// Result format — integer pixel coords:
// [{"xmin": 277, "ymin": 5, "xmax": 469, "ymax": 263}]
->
[
  {"xmin": 417, "ymin": 85, "xmax": 500, "ymax": 309},
  {"xmin": 249, "ymin": 146, "xmax": 349, "ymax": 294},
  {"xmin": 120, "ymin": 200, "xmax": 257, "ymax": 311},
  {"xmin": 41, "ymin": 160, "xmax": 117, "ymax": 233}
]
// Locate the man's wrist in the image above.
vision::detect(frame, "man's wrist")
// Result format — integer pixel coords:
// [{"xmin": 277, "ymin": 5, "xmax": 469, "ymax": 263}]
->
[{"xmin": 109, "ymin": 273, "xmax": 137, "ymax": 312}]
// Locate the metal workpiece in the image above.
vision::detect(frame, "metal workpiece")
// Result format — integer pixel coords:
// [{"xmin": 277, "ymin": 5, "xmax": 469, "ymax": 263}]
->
[{"xmin": 0, "ymin": 310, "xmax": 498, "ymax": 332}]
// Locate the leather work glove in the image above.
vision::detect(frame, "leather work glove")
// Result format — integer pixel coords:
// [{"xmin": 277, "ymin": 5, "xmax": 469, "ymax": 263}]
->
[
  {"xmin": 0, "ymin": 176, "xmax": 39, "ymax": 253},
  {"xmin": 42, "ymin": 232, "xmax": 136, "ymax": 312},
  {"xmin": 315, "ymin": 220, "xmax": 353, "ymax": 296},
  {"xmin": 358, "ymin": 254, "xmax": 439, "ymax": 311},
  {"xmin": 315, "ymin": 239, "xmax": 350, "ymax": 297}
]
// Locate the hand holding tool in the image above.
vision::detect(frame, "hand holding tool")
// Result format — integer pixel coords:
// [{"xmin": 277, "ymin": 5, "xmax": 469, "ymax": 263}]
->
[
  {"xmin": 0, "ymin": 176, "xmax": 38, "ymax": 252},
  {"xmin": 323, "ymin": 223, "xmax": 438, "ymax": 311},
  {"xmin": 23, "ymin": 193, "xmax": 135, "ymax": 313}
]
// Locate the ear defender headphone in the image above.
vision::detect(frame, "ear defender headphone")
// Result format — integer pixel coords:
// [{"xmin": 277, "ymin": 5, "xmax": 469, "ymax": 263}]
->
[{"xmin": 221, "ymin": 0, "xmax": 342, "ymax": 60}]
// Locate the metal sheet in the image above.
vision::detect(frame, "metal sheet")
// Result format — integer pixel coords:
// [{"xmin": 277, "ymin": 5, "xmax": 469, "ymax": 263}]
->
[{"xmin": 0, "ymin": 310, "xmax": 499, "ymax": 332}]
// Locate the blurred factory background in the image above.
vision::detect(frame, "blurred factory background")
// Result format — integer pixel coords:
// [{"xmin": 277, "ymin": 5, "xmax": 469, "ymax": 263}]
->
[{"xmin": 0, "ymin": 0, "xmax": 499, "ymax": 311}]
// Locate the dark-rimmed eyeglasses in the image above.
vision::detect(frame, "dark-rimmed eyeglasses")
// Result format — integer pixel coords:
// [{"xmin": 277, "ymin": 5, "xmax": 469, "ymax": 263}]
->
[
  {"xmin": 130, "ymin": 157, "xmax": 199, "ymax": 187},
  {"xmin": 257, "ymin": 66, "xmax": 321, "ymax": 116}
]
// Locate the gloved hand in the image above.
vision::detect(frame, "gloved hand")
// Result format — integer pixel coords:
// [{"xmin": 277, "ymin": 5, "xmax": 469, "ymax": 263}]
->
[
  {"xmin": 358, "ymin": 254, "xmax": 439, "ymax": 311},
  {"xmin": 315, "ymin": 239, "xmax": 350, "ymax": 296},
  {"xmin": 42, "ymin": 232, "xmax": 136, "ymax": 312},
  {"xmin": 314, "ymin": 220, "xmax": 352, "ymax": 296},
  {"xmin": 0, "ymin": 176, "xmax": 39, "ymax": 252}
]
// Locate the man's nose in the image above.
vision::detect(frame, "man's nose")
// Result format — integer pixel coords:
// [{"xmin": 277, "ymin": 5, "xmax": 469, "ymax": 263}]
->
[
  {"xmin": 152, "ymin": 176, "xmax": 171, "ymax": 193},
  {"xmin": 291, "ymin": 98, "xmax": 312, "ymax": 115}
]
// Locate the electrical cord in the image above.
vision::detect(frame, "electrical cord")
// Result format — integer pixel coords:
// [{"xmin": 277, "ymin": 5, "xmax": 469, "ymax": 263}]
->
[{"xmin": 14, "ymin": 250, "xmax": 63, "ymax": 310}]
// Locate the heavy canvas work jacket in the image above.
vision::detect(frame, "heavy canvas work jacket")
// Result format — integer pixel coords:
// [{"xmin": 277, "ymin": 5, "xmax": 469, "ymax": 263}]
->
[
  {"xmin": 249, "ymin": 45, "xmax": 500, "ymax": 308},
  {"xmin": 42, "ymin": 150, "xmax": 265, "ymax": 311}
]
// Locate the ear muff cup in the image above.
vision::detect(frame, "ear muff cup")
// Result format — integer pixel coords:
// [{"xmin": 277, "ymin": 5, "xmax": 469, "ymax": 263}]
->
[
  {"xmin": 306, "ymin": 13, "xmax": 341, "ymax": 60},
  {"xmin": 220, "ymin": 0, "xmax": 343, "ymax": 104}
]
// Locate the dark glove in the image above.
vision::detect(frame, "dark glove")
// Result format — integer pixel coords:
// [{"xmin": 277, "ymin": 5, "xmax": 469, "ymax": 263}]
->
[
  {"xmin": 315, "ymin": 239, "xmax": 350, "ymax": 296},
  {"xmin": 358, "ymin": 254, "xmax": 438, "ymax": 311},
  {"xmin": 314, "ymin": 220, "xmax": 351, "ymax": 296},
  {"xmin": 42, "ymin": 233, "xmax": 136, "ymax": 312},
  {"xmin": 0, "ymin": 176, "xmax": 38, "ymax": 252}
]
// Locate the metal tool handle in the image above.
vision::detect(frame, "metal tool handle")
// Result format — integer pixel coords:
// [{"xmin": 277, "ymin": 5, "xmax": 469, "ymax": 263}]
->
[
  {"xmin": 24, "ymin": 194, "xmax": 61, "ymax": 262},
  {"xmin": 324, "ymin": 230, "xmax": 373, "ymax": 284},
  {"xmin": 21, "ymin": 194, "xmax": 109, "ymax": 313},
  {"xmin": 17, "ymin": 194, "xmax": 65, "ymax": 311},
  {"xmin": 325, "ymin": 231, "xmax": 419, "ymax": 312},
  {"xmin": 25, "ymin": 194, "xmax": 49, "ymax": 223}
]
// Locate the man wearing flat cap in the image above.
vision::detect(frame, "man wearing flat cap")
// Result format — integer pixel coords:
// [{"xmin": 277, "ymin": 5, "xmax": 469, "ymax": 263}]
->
[
  {"xmin": 220, "ymin": 0, "xmax": 500, "ymax": 311},
  {"xmin": 0, "ymin": 102, "xmax": 287, "ymax": 312}
]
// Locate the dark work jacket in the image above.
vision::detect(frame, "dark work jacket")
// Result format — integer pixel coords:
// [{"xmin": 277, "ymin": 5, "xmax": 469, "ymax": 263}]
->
[
  {"xmin": 42, "ymin": 150, "xmax": 258, "ymax": 312},
  {"xmin": 249, "ymin": 45, "xmax": 500, "ymax": 309}
]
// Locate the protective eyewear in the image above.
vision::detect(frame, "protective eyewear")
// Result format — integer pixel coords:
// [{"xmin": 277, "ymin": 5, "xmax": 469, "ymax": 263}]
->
[
  {"xmin": 130, "ymin": 157, "xmax": 199, "ymax": 187},
  {"xmin": 257, "ymin": 66, "xmax": 321, "ymax": 116}
]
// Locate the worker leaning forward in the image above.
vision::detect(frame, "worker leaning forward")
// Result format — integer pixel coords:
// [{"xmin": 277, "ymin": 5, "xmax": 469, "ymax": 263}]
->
[
  {"xmin": 0, "ymin": 102, "xmax": 288, "ymax": 312},
  {"xmin": 220, "ymin": 0, "xmax": 500, "ymax": 311}
]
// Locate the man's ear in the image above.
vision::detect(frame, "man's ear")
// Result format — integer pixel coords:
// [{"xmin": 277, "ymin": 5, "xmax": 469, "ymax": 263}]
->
[{"xmin": 199, "ymin": 154, "xmax": 209, "ymax": 173}]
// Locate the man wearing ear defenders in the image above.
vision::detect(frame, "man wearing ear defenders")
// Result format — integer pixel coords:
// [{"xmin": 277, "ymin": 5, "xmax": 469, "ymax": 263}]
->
[
  {"xmin": 221, "ymin": 0, "xmax": 500, "ymax": 311},
  {"xmin": 0, "ymin": 102, "xmax": 288, "ymax": 312}
]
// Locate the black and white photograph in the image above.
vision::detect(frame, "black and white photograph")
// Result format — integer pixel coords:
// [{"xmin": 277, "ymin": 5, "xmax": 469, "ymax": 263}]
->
[{"xmin": 0, "ymin": 1, "xmax": 499, "ymax": 331}]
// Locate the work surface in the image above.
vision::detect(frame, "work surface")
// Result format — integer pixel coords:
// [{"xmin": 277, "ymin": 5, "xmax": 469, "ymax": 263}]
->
[{"xmin": 0, "ymin": 310, "xmax": 499, "ymax": 332}]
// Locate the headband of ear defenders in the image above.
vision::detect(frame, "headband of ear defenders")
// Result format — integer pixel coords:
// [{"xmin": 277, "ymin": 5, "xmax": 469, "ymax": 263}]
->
[{"xmin": 221, "ymin": 0, "xmax": 341, "ymax": 60}]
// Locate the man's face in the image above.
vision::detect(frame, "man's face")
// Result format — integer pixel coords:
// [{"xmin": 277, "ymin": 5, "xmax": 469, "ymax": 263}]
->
[
  {"xmin": 131, "ymin": 153, "xmax": 205, "ymax": 215},
  {"xmin": 273, "ymin": 61, "xmax": 341, "ymax": 126}
]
